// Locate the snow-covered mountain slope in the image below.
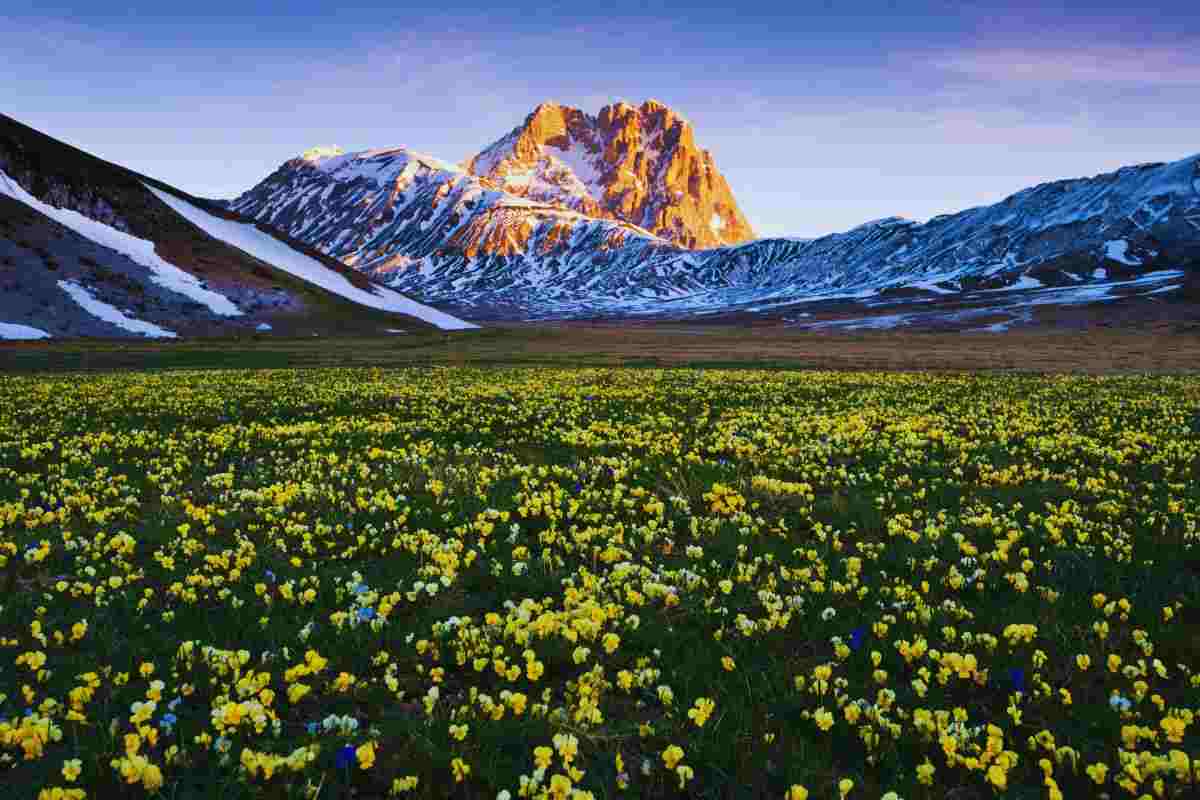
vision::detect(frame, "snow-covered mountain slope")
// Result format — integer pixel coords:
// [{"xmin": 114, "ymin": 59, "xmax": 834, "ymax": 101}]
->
[
  {"xmin": 461, "ymin": 100, "xmax": 756, "ymax": 249},
  {"xmin": 233, "ymin": 136, "xmax": 1200, "ymax": 329},
  {"xmin": 147, "ymin": 185, "xmax": 476, "ymax": 330},
  {"xmin": 1, "ymin": 168, "xmax": 241, "ymax": 317},
  {"xmin": 230, "ymin": 144, "xmax": 676, "ymax": 270},
  {"xmin": 0, "ymin": 113, "xmax": 478, "ymax": 339}
]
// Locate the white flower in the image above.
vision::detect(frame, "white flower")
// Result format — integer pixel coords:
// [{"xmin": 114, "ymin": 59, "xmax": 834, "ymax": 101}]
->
[{"xmin": 821, "ymin": 607, "xmax": 837, "ymax": 621}]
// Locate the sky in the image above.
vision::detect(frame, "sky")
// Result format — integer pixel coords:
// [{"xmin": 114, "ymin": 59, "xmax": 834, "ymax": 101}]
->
[{"xmin": 4, "ymin": 1, "xmax": 1200, "ymax": 239}]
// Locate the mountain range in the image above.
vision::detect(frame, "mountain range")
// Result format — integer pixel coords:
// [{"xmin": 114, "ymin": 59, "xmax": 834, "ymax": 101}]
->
[{"xmin": 2, "ymin": 102, "xmax": 1199, "ymax": 339}]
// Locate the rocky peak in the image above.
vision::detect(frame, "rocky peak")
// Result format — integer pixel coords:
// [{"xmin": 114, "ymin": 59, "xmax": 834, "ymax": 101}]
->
[{"xmin": 463, "ymin": 99, "xmax": 755, "ymax": 249}]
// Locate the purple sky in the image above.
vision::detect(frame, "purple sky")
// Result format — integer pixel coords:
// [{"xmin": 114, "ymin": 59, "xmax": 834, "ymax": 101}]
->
[{"xmin": 4, "ymin": 1, "xmax": 1199, "ymax": 238}]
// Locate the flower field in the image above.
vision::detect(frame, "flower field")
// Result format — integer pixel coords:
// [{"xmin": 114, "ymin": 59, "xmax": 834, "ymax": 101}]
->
[{"xmin": 1, "ymin": 366, "xmax": 1198, "ymax": 800}]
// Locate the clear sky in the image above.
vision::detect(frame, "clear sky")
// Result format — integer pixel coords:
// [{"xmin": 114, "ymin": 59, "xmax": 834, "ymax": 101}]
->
[{"xmin": 4, "ymin": 1, "xmax": 1199, "ymax": 238}]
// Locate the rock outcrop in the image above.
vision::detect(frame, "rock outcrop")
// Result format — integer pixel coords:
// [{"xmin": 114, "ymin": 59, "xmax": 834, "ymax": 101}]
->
[{"xmin": 462, "ymin": 100, "xmax": 755, "ymax": 249}]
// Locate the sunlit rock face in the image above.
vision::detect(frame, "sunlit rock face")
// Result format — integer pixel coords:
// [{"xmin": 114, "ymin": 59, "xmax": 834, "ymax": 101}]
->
[{"xmin": 462, "ymin": 99, "xmax": 756, "ymax": 250}]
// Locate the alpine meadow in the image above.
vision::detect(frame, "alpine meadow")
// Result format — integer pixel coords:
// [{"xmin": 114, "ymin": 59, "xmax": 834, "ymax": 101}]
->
[
  {"xmin": 2, "ymin": 367, "xmax": 1198, "ymax": 799},
  {"xmin": 4, "ymin": 1, "xmax": 1200, "ymax": 799}
]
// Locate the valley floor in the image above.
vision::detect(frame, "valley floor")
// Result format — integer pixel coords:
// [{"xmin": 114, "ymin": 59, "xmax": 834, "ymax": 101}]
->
[{"xmin": 2, "ymin": 324, "xmax": 1199, "ymax": 374}]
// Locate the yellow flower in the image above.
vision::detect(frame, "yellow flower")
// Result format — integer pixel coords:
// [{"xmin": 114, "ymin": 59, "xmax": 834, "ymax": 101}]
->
[
  {"xmin": 1086, "ymin": 763, "xmax": 1108, "ymax": 784},
  {"xmin": 391, "ymin": 776, "xmax": 420, "ymax": 794},
  {"xmin": 451, "ymin": 757, "xmax": 470, "ymax": 783},
  {"xmin": 687, "ymin": 697, "xmax": 716, "ymax": 727},
  {"xmin": 786, "ymin": 785, "xmax": 809, "ymax": 800},
  {"xmin": 142, "ymin": 763, "xmax": 164, "ymax": 791},
  {"xmin": 356, "ymin": 742, "xmax": 376, "ymax": 770},
  {"xmin": 814, "ymin": 709, "xmax": 834, "ymax": 731},
  {"xmin": 548, "ymin": 775, "xmax": 573, "ymax": 799},
  {"xmin": 917, "ymin": 760, "xmax": 935, "ymax": 786},
  {"xmin": 1075, "ymin": 654, "xmax": 1090, "ymax": 671},
  {"xmin": 1161, "ymin": 716, "xmax": 1188, "ymax": 743},
  {"xmin": 552, "ymin": 733, "xmax": 578, "ymax": 764},
  {"xmin": 449, "ymin": 723, "xmax": 469, "ymax": 741},
  {"xmin": 662, "ymin": 745, "xmax": 684, "ymax": 770},
  {"xmin": 722, "ymin": 656, "xmax": 736, "ymax": 671},
  {"xmin": 534, "ymin": 746, "xmax": 554, "ymax": 770},
  {"xmin": 838, "ymin": 778, "xmax": 854, "ymax": 799},
  {"xmin": 139, "ymin": 662, "xmax": 155, "ymax": 678},
  {"xmin": 61, "ymin": 758, "xmax": 82, "ymax": 782}
]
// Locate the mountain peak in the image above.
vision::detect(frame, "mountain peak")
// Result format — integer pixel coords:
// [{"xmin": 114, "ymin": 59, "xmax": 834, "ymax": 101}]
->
[{"xmin": 463, "ymin": 100, "xmax": 753, "ymax": 248}]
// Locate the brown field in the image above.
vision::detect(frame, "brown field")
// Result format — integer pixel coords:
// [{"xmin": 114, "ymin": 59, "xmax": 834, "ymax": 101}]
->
[{"xmin": 2, "ymin": 323, "xmax": 1199, "ymax": 373}]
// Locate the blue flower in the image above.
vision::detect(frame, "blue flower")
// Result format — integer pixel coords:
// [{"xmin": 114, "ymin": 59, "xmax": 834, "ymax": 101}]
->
[
  {"xmin": 307, "ymin": 721, "xmax": 319, "ymax": 735},
  {"xmin": 336, "ymin": 744, "xmax": 356, "ymax": 769},
  {"xmin": 353, "ymin": 583, "xmax": 369, "ymax": 595},
  {"xmin": 160, "ymin": 713, "xmax": 177, "ymax": 730},
  {"xmin": 1008, "ymin": 667, "xmax": 1026, "ymax": 693},
  {"xmin": 357, "ymin": 607, "xmax": 376, "ymax": 622},
  {"xmin": 265, "ymin": 570, "xmax": 276, "ymax": 583},
  {"xmin": 849, "ymin": 627, "xmax": 865, "ymax": 651},
  {"xmin": 168, "ymin": 697, "xmax": 182, "ymax": 711}
]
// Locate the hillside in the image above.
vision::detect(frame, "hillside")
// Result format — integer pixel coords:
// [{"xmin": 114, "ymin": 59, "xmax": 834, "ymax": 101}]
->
[{"xmin": 0, "ymin": 113, "xmax": 477, "ymax": 339}]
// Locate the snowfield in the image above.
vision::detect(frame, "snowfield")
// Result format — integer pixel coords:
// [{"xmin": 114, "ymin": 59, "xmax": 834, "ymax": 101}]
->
[
  {"xmin": 58, "ymin": 280, "xmax": 178, "ymax": 338},
  {"xmin": 145, "ymin": 185, "xmax": 479, "ymax": 330},
  {"xmin": 0, "ymin": 169, "xmax": 243, "ymax": 316},
  {"xmin": 0, "ymin": 322, "xmax": 51, "ymax": 340}
]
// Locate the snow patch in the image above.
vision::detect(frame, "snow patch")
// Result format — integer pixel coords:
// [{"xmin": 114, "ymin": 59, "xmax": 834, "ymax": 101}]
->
[
  {"xmin": 256, "ymin": 323, "xmax": 273, "ymax": 331},
  {"xmin": 58, "ymin": 280, "xmax": 177, "ymax": 338},
  {"xmin": 547, "ymin": 142, "xmax": 605, "ymax": 203},
  {"xmin": 0, "ymin": 322, "xmax": 50, "ymax": 340},
  {"xmin": 908, "ymin": 280, "xmax": 957, "ymax": 295},
  {"xmin": 711, "ymin": 212, "xmax": 723, "ymax": 231},
  {"xmin": 144, "ymin": 185, "xmax": 479, "ymax": 330},
  {"xmin": 503, "ymin": 168, "xmax": 534, "ymax": 187},
  {"xmin": 0, "ymin": 169, "xmax": 242, "ymax": 316},
  {"xmin": 1104, "ymin": 239, "xmax": 1141, "ymax": 265}
]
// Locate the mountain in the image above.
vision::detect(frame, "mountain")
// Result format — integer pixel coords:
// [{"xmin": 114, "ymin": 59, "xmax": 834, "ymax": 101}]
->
[
  {"xmin": 229, "ymin": 143, "xmax": 676, "ymax": 271},
  {"xmin": 0, "ymin": 113, "xmax": 476, "ymax": 340},
  {"xmin": 232, "ymin": 126, "xmax": 1200, "ymax": 330},
  {"xmin": 461, "ymin": 100, "xmax": 755, "ymax": 249}
]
